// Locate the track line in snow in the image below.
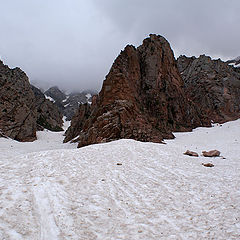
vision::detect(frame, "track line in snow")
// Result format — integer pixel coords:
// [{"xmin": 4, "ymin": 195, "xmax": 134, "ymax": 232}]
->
[{"xmin": 33, "ymin": 183, "xmax": 60, "ymax": 240}]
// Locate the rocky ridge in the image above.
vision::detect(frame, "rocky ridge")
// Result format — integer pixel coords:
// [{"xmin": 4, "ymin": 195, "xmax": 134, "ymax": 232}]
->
[
  {"xmin": 31, "ymin": 85, "xmax": 63, "ymax": 131},
  {"xmin": 44, "ymin": 86, "xmax": 95, "ymax": 120},
  {"xmin": 0, "ymin": 60, "xmax": 37, "ymax": 141},
  {"xmin": 177, "ymin": 55, "xmax": 240, "ymax": 123},
  {"xmin": 64, "ymin": 34, "xmax": 208, "ymax": 147},
  {"xmin": 0, "ymin": 60, "xmax": 63, "ymax": 141}
]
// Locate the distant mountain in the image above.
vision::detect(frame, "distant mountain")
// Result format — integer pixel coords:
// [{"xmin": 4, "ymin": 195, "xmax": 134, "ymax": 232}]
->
[
  {"xmin": 44, "ymin": 86, "xmax": 97, "ymax": 121},
  {"xmin": 226, "ymin": 56, "xmax": 240, "ymax": 68}
]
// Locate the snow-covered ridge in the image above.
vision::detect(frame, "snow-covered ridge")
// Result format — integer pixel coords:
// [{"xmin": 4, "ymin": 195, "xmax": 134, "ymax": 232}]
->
[
  {"xmin": 0, "ymin": 119, "xmax": 239, "ymax": 239},
  {"xmin": 44, "ymin": 86, "xmax": 97, "ymax": 120}
]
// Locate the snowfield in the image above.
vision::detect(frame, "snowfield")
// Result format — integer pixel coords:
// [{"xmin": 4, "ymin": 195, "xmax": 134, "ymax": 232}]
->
[{"xmin": 0, "ymin": 120, "xmax": 240, "ymax": 239}]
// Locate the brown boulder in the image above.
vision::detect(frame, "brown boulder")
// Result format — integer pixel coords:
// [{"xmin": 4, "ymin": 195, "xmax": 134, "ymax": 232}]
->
[
  {"xmin": 202, "ymin": 163, "xmax": 214, "ymax": 167},
  {"xmin": 202, "ymin": 150, "xmax": 220, "ymax": 157},
  {"xmin": 184, "ymin": 150, "xmax": 199, "ymax": 157},
  {"xmin": 64, "ymin": 34, "xmax": 206, "ymax": 147}
]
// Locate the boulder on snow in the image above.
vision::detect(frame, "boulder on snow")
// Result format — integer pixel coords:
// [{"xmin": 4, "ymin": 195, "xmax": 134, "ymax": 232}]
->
[
  {"xmin": 202, "ymin": 150, "xmax": 220, "ymax": 157},
  {"xmin": 184, "ymin": 150, "xmax": 199, "ymax": 157},
  {"xmin": 202, "ymin": 163, "xmax": 214, "ymax": 167}
]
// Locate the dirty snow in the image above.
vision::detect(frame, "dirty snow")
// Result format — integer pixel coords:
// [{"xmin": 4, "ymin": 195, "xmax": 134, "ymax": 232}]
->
[{"xmin": 0, "ymin": 120, "xmax": 240, "ymax": 239}]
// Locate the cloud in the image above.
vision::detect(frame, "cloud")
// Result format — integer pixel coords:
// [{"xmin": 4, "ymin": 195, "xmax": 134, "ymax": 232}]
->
[
  {"xmin": 1, "ymin": 0, "xmax": 240, "ymax": 91},
  {"xmin": 91, "ymin": 0, "xmax": 240, "ymax": 58}
]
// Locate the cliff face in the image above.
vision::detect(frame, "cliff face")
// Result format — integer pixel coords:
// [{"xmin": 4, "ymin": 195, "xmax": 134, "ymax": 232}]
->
[
  {"xmin": 177, "ymin": 55, "xmax": 240, "ymax": 123},
  {"xmin": 0, "ymin": 60, "xmax": 37, "ymax": 141},
  {"xmin": 63, "ymin": 103, "xmax": 92, "ymax": 143},
  {"xmin": 31, "ymin": 85, "xmax": 63, "ymax": 131},
  {"xmin": 64, "ymin": 34, "xmax": 207, "ymax": 147},
  {"xmin": 0, "ymin": 60, "xmax": 64, "ymax": 141}
]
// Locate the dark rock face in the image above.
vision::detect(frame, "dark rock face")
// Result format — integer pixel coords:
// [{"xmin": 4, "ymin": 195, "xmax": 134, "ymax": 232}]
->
[
  {"xmin": 63, "ymin": 103, "xmax": 91, "ymax": 143},
  {"xmin": 64, "ymin": 34, "xmax": 206, "ymax": 147},
  {"xmin": 177, "ymin": 55, "xmax": 240, "ymax": 123},
  {"xmin": 44, "ymin": 86, "xmax": 66, "ymax": 102},
  {"xmin": 0, "ymin": 60, "xmax": 64, "ymax": 141},
  {"xmin": 31, "ymin": 85, "xmax": 63, "ymax": 131},
  {"xmin": 61, "ymin": 91, "xmax": 94, "ymax": 120},
  {"xmin": 44, "ymin": 86, "xmax": 66, "ymax": 115},
  {"xmin": 0, "ymin": 60, "xmax": 37, "ymax": 141},
  {"xmin": 44, "ymin": 86, "xmax": 95, "ymax": 120}
]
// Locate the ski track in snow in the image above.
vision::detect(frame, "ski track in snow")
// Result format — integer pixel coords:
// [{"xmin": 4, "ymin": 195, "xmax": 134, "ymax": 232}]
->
[{"xmin": 0, "ymin": 120, "xmax": 240, "ymax": 239}]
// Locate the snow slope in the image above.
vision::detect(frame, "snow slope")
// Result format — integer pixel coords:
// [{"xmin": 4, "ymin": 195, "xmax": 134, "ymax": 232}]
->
[{"xmin": 0, "ymin": 120, "xmax": 240, "ymax": 239}]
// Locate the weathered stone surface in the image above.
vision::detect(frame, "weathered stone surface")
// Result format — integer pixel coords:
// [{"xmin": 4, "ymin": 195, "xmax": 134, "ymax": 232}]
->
[
  {"xmin": 184, "ymin": 150, "xmax": 199, "ymax": 157},
  {"xmin": 202, "ymin": 150, "xmax": 220, "ymax": 157},
  {"xmin": 0, "ymin": 60, "xmax": 65, "ymax": 141},
  {"xmin": 63, "ymin": 103, "xmax": 91, "ymax": 143},
  {"xmin": 31, "ymin": 85, "xmax": 63, "ymax": 131},
  {"xmin": 64, "ymin": 34, "xmax": 206, "ymax": 147},
  {"xmin": 177, "ymin": 55, "xmax": 240, "ymax": 123},
  {"xmin": 0, "ymin": 60, "xmax": 37, "ymax": 141}
]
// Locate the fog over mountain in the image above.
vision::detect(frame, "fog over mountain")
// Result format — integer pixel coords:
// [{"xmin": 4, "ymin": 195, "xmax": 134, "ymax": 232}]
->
[{"xmin": 0, "ymin": 0, "xmax": 239, "ymax": 91}]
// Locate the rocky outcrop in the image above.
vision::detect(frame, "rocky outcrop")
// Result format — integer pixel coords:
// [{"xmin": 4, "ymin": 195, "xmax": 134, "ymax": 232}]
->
[
  {"xmin": 0, "ymin": 60, "xmax": 64, "ymax": 141},
  {"xmin": 31, "ymin": 85, "xmax": 63, "ymax": 131},
  {"xmin": 0, "ymin": 60, "xmax": 37, "ymax": 141},
  {"xmin": 63, "ymin": 103, "xmax": 91, "ymax": 143},
  {"xmin": 64, "ymin": 34, "xmax": 207, "ymax": 148},
  {"xmin": 44, "ymin": 86, "xmax": 95, "ymax": 120},
  {"xmin": 177, "ymin": 55, "xmax": 240, "ymax": 123}
]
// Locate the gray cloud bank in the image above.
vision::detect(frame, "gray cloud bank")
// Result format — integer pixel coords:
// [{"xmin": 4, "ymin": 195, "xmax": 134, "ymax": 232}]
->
[{"xmin": 0, "ymin": 0, "xmax": 239, "ymax": 91}]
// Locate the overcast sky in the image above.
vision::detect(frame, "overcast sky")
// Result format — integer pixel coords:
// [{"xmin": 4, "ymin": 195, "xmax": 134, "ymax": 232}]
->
[{"xmin": 1, "ymin": 0, "xmax": 239, "ymax": 92}]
